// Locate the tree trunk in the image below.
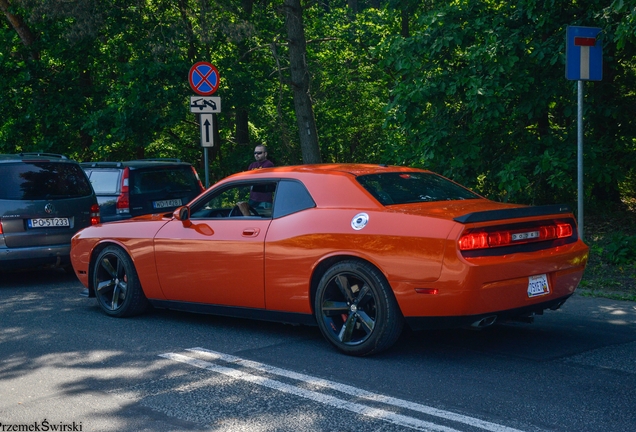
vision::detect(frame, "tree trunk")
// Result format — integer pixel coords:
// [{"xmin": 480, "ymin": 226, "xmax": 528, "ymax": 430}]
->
[
  {"xmin": 0, "ymin": 0, "xmax": 39, "ymax": 59},
  {"xmin": 235, "ymin": 0, "xmax": 253, "ymax": 149},
  {"xmin": 284, "ymin": 0, "xmax": 321, "ymax": 164}
]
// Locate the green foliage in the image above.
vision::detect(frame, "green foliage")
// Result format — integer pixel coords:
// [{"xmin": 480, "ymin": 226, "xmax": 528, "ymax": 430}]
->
[
  {"xmin": 378, "ymin": 0, "xmax": 636, "ymax": 205},
  {"xmin": 306, "ymin": 6, "xmax": 393, "ymax": 163},
  {"xmin": 1, "ymin": 0, "xmax": 635, "ymax": 207},
  {"xmin": 603, "ymin": 233, "xmax": 636, "ymax": 265}
]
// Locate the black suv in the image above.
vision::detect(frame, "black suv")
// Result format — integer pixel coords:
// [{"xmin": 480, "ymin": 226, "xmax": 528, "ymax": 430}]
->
[
  {"xmin": 81, "ymin": 159, "xmax": 204, "ymax": 223},
  {"xmin": 0, "ymin": 153, "xmax": 100, "ymax": 271}
]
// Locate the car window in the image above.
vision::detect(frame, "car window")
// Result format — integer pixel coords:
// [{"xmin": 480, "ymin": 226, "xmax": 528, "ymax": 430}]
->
[
  {"xmin": 131, "ymin": 167, "xmax": 199, "ymax": 195},
  {"xmin": 86, "ymin": 170, "xmax": 120, "ymax": 194},
  {"xmin": 0, "ymin": 162, "xmax": 93, "ymax": 200},
  {"xmin": 356, "ymin": 172, "xmax": 480, "ymax": 205},
  {"xmin": 191, "ymin": 181, "xmax": 277, "ymax": 219},
  {"xmin": 272, "ymin": 180, "xmax": 315, "ymax": 218}
]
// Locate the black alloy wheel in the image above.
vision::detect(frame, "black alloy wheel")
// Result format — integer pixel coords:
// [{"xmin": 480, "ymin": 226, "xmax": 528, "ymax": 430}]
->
[
  {"xmin": 93, "ymin": 246, "xmax": 148, "ymax": 317},
  {"xmin": 315, "ymin": 260, "xmax": 403, "ymax": 356}
]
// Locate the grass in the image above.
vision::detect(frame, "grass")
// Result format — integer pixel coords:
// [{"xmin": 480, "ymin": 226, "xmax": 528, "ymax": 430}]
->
[{"xmin": 577, "ymin": 199, "xmax": 636, "ymax": 301}]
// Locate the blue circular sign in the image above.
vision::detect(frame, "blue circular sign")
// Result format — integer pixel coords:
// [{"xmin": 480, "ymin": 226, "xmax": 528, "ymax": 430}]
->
[{"xmin": 189, "ymin": 62, "xmax": 220, "ymax": 96}]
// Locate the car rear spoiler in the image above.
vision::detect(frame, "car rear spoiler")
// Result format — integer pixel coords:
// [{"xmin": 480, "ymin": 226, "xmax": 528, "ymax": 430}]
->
[{"xmin": 454, "ymin": 204, "xmax": 572, "ymax": 224}]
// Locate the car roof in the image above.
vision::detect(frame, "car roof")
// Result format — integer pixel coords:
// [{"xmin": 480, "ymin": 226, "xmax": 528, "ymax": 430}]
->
[
  {"xmin": 227, "ymin": 163, "xmax": 427, "ymax": 179},
  {"xmin": 216, "ymin": 164, "xmax": 432, "ymax": 209},
  {"xmin": 0, "ymin": 153, "xmax": 74, "ymax": 163},
  {"xmin": 80, "ymin": 159, "xmax": 193, "ymax": 169}
]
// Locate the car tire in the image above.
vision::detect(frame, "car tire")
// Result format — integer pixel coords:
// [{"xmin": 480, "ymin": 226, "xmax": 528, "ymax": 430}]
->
[
  {"xmin": 314, "ymin": 260, "xmax": 404, "ymax": 356},
  {"xmin": 93, "ymin": 246, "xmax": 149, "ymax": 318}
]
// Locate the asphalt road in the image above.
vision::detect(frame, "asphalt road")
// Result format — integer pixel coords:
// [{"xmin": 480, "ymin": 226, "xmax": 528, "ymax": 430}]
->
[{"xmin": 1, "ymin": 269, "xmax": 635, "ymax": 432}]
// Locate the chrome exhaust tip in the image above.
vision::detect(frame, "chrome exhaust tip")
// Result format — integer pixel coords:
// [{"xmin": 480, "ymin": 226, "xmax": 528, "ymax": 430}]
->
[{"xmin": 471, "ymin": 315, "xmax": 497, "ymax": 328}]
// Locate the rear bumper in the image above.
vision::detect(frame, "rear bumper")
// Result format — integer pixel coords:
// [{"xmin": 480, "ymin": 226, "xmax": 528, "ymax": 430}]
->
[
  {"xmin": 405, "ymin": 294, "xmax": 571, "ymax": 330},
  {"xmin": 0, "ymin": 244, "xmax": 71, "ymax": 270}
]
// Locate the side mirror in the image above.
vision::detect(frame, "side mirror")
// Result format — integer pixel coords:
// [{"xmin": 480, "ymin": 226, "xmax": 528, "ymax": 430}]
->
[{"xmin": 175, "ymin": 206, "xmax": 192, "ymax": 227}]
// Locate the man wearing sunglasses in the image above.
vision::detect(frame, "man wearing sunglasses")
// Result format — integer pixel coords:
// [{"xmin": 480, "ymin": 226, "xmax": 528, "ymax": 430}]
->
[
  {"xmin": 247, "ymin": 144, "xmax": 275, "ymax": 209},
  {"xmin": 248, "ymin": 144, "xmax": 274, "ymax": 171}
]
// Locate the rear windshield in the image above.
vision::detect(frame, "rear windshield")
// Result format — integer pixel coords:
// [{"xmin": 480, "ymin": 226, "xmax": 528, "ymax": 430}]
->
[
  {"xmin": 356, "ymin": 172, "xmax": 480, "ymax": 205},
  {"xmin": 85, "ymin": 170, "xmax": 120, "ymax": 194},
  {"xmin": 0, "ymin": 162, "xmax": 93, "ymax": 200},
  {"xmin": 131, "ymin": 167, "xmax": 199, "ymax": 195}
]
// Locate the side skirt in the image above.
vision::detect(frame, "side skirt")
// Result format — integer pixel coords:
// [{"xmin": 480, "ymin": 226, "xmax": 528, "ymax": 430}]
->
[{"xmin": 148, "ymin": 299, "xmax": 317, "ymax": 327}]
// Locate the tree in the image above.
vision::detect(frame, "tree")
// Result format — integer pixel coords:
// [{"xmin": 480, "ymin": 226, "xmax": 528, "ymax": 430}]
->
[
  {"xmin": 1, "ymin": 0, "xmax": 634, "ymax": 206},
  {"xmin": 378, "ymin": 0, "xmax": 635, "ymax": 205},
  {"xmin": 284, "ymin": 0, "xmax": 321, "ymax": 163},
  {"xmin": 0, "ymin": 0, "xmax": 37, "ymax": 53}
]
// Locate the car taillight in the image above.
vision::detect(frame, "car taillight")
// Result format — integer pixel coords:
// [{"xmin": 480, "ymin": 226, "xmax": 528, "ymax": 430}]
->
[
  {"xmin": 116, "ymin": 167, "xmax": 130, "ymax": 214},
  {"xmin": 459, "ymin": 222, "xmax": 573, "ymax": 251},
  {"xmin": 192, "ymin": 166, "xmax": 205, "ymax": 191},
  {"xmin": 90, "ymin": 203, "xmax": 101, "ymax": 225}
]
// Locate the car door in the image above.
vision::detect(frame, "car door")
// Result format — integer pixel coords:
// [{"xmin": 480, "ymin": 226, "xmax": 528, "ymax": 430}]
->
[{"xmin": 153, "ymin": 181, "xmax": 276, "ymax": 308}]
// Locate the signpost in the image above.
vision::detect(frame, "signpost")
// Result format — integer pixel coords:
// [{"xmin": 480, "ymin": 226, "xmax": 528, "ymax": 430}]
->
[
  {"xmin": 566, "ymin": 26, "xmax": 603, "ymax": 81},
  {"xmin": 188, "ymin": 62, "xmax": 221, "ymax": 187},
  {"xmin": 565, "ymin": 26, "xmax": 602, "ymax": 241},
  {"xmin": 190, "ymin": 96, "xmax": 221, "ymax": 113},
  {"xmin": 199, "ymin": 114, "xmax": 214, "ymax": 147},
  {"xmin": 189, "ymin": 62, "xmax": 220, "ymax": 96}
]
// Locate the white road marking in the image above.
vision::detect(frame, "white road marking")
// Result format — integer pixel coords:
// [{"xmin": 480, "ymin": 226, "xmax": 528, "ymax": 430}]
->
[
  {"xmin": 160, "ymin": 348, "xmax": 526, "ymax": 432},
  {"xmin": 160, "ymin": 352, "xmax": 458, "ymax": 432},
  {"xmin": 186, "ymin": 348, "xmax": 524, "ymax": 432}
]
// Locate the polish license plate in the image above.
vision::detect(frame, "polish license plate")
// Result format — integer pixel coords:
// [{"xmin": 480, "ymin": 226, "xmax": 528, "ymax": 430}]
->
[
  {"xmin": 527, "ymin": 274, "xmax": 550, "ymax": 298},
  {"xmin": 153, "ymin": 199, "xmax": 182, "ymax": 209},
  {"xmin": 28, "ymin": 217, "xmax": 70, "ymax": 228}
]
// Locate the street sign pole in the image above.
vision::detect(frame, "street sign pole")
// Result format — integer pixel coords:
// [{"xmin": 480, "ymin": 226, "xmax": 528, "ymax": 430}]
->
[
  {"xmin": 198, "ymin": 112, "xmax": 215, "ymax": 188},
  {"xmin": 204, "ymin": 147, "xmax": 209, "ymax": 188},
  {"xmin": 188, "ymin": 62, "xmax": 221, "ymax": 189},
  {"xmin": 577, "ymin": 80, "xmax": 584, "ymax": 239},
  {"xmin": 565, "ymin": 26, "xmax": 602, "ymax": 241}
]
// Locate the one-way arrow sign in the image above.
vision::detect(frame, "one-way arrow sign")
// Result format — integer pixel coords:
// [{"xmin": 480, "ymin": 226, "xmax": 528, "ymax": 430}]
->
[
  {"xmin": 200, "ymin": 114, "xmax": 214, "ymax": 147},
  {"xmin": 190, "ymin": 96, "xmax": 222, "ymax": 113}
]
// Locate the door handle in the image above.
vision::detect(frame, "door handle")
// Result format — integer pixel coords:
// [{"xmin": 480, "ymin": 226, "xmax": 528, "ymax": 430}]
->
[{"xmin": 242, "ymin": 228, "xmax": 260, "ymax": 237}]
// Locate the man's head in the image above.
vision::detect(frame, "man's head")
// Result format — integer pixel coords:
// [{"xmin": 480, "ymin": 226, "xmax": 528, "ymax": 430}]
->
[{"xmin": 253, "ymin": 145, "xmax": 268, "ymax": 162}]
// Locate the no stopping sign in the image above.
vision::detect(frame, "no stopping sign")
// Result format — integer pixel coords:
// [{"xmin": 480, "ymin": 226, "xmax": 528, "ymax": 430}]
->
[{"xmin": 189, "ymin": 62, "xmax": 220, "ymax": 95}]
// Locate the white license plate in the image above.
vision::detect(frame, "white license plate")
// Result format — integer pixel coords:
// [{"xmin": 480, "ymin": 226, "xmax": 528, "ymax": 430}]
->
[
  {"xmin": 28, "ymin": 217, "xmax": 70, "ymax": 228},
  {"xmin": 153, "ymin": 199, "xmax": 182, "ymax": 209},
  {"xmin": 527, "ymin": 274, "xmax": 550, "ymax": 298}
]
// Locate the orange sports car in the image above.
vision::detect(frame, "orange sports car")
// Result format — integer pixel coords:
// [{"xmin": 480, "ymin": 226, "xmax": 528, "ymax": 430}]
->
[{"xmin": 71, "ymin": 164, "xmax": 589, "ymax": 356}]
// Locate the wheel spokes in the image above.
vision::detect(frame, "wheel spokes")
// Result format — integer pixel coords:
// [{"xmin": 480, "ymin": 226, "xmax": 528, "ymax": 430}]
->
[
  {"xmin": 338, "ymin": 312, "xmax": 357, "ymax": 342},
  {"xmin": 356, "ymin": 310, "xmax": 375, "ymax": 334},
  {"xmin": 334, "ymin": 274, "xmax": 354, "ymax": 303},
  {"xmin": 100, "ymin": 257, "xmax": 117, "ymax": 279},
  {"xmin": 111, "ymin": 283, "xmax": 121, "ymax": 309},
  {"xmin": 321, "ymin": 300, "xmax": 349, "ymax": 316},
  {"xmin": 96, "ymin": 278, "xmax": 115, "ymax": 294},
  {"xmin": 353, "ymin": 284, "xmax": 371, "ymax": 307},
  {"xmin": 320, "ymin": 270, "xmax": 380, "ymax": 346},
  {"xmin": 96, "ymin": 254, "xmax": 128, "ymax": 311}
]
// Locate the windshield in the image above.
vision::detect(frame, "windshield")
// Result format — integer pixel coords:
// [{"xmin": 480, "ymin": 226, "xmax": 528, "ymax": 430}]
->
[{"xmin": 356, "ymin": 172, "xmax": 480, "ymax": 205}]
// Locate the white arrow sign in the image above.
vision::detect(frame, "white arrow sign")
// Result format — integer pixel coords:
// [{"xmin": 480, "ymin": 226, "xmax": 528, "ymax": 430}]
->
[
  {"xmin": 200, "ymin": 114, "xmax": 214, "ymax": 147},
  {"xmin": 190, "ymin": 96, "xmax": 221, "ymax": 113}
]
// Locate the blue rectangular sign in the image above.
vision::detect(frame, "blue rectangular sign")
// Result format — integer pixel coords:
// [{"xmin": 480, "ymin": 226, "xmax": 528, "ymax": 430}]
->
[{"xmin": 566, "ymin": 26, "xmax": 603, "ymax": 81}]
